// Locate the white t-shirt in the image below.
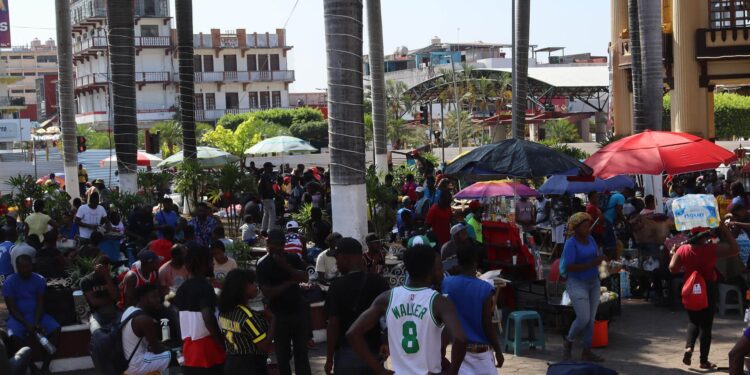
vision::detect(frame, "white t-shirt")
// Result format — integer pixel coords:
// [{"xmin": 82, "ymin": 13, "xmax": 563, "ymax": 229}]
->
[
  {"xmin": 76, "ymin": 204, "xmax": 108, "ymax": 239},
  {"xmin": 213, "ymin": 257, "xmax": 237, "ymax": 281},
  {"xmin": 315, "ymin": 249, "xmax": 338, "ymax": 281},
  {"xmin": 240, "ymin": 223, "xmax": 257, "ymax": 242}
]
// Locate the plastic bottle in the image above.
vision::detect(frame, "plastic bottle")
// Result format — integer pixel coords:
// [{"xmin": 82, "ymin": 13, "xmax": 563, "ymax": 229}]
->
[
  {"xmin": 36, "ymin": 332, "xmax": 56, "ymax": 355},
  {"xmin": 161, "ymin": 318, "xmax": 170, "ymax": 342}
]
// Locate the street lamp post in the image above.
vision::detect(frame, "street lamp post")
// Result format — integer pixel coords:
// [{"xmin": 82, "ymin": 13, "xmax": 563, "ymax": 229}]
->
[{"xmin": 448, "ymin": 55, "xmax": 461, "ymax": 153}]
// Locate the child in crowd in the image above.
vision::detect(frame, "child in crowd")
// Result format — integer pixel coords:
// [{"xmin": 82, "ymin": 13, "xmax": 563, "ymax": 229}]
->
[
  {"xmin": 211, "ymin": 240, "xmax": 237, "ymax": 285},
  {"xmin": 284, "ymin": 220, "xmax": 306, "ymax": 260},
  {"xmin": 240, "ymin": 215, "xmax": 258, "ymax": 246}
]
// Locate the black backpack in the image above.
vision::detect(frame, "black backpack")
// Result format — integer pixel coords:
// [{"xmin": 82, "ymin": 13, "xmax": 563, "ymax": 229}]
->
[{"xmin": 89, "ymin": 310, "xmax": 146, "ymax": 375}]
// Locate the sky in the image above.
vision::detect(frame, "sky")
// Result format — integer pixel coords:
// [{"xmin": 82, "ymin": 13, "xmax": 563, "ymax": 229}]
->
[{"xmin": 9, "ymin": 0, "xmax": 610, "ymax": 92}]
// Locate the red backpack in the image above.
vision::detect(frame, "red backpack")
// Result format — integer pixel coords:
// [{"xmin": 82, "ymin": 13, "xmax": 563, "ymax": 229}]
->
[{"xmin": 681, "ymin": 271, "xmax": 708, "ymax": 311}]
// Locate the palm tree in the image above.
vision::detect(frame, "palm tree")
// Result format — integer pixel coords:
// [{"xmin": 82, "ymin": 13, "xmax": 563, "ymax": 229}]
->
[
  {"xmin": 324, "ymin": 0, "xmax": 367, "ymax": 240},
  {"xmin": 637, "ymin": 0, "xmax": 662, "ymax": 132},
  {"xmin": 107, "ymin": 0, "xmax": 138, "ymax": 193},
  {"xmin": 55, "ymin": 0, "xmax": 79, "ymax": 199},
  {"xmin": 151, "ymin": 120, "xmax": 183, "ymax": 156},
  {"xmin": 175, "ymin": 0, "xmax": 197, "ymax": 160},
  {"xmin": 628, "ymin": 0, "xmax": 644, "ymax": 134},
  {"xmin": 366, "ymin": 0, "xmax": 388, "ymax": 173},
  {"xmin": 512, "ymin": 0, "xmax": 531, "ymax": 140}
]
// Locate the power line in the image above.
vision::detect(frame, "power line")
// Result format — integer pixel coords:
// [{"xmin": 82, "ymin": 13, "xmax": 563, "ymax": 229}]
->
[{"xmin": 283, "ymin": 0, "xmax": 300, "ymax": 29}]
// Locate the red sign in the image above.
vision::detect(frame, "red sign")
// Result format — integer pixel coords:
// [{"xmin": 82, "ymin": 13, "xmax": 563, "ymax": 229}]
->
[{"xmin": 0, "ymin": 0, "xmax": 10, "ymax": 48}]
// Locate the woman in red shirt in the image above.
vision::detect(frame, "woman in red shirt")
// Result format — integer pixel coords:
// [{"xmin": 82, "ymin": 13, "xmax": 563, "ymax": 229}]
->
[
  {"xmin": 426, "ymin": 191, "xmax": 453, "ymax": 247},
  {"xmin": 668, "ymin": 223, "xmax": 738, "ymax": 369},
  {"xmin": 585, "ymin": 191, "xmax": 605, "ymax": 244}
]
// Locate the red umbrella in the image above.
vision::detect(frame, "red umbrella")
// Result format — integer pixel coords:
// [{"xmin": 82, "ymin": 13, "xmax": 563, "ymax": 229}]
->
[{"xmin": 585, "ymin": 130, "xmax": 737, "ymax": 178}]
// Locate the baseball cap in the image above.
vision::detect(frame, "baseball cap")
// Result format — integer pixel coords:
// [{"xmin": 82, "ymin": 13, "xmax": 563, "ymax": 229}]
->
[
  {"xmin": 286, "ymin": 220, "xmax": 300, "ymax": 230},
  {"xmin": 450, "ymin": 223, "xmax": 467, "ymax": 237},
  {"xmin": 468, "ymin": 200, "xmax": 481, "ymax": 210},
  {"xmin": 328, "ymin": 237, "xmax": 363, "ymax": 257},
  {"xmin": 263, "ymin": 162, "xmax": 275, "ymax": 168},
  {"xmin": 365, "ymin": 232, "xmax": 380, "ymax": 244},
  {"xmin": 415, "ymin": 186, "xmax": 424, "ymax": 193},
  {"xmin": 138, "ymin": 250, "xmax": 161, "ymax": 264},
  {"xmin": 267, "ymin": 229, "xmax": 286, "ymax": 245},
  {"xmin": 407, "ymin": 235, "xmax": 436, "ymax": 248}
]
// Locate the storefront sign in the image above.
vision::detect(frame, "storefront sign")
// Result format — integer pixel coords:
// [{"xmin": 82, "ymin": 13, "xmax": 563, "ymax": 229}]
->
[{"xmin": 0, "ymin": 0, "xmax": 10, "ymax": 48}]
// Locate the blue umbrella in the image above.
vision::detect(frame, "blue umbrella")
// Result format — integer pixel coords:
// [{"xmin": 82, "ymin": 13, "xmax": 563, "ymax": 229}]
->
[{"xmin": 538, "ymin": 175, "xmax": 635, "ymax": 195}]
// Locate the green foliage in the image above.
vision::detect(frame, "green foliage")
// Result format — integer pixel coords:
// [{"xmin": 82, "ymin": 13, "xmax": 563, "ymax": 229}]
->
[
  {"xmin": 544, "ymin": 119, "xmax": 582, "ymax": 143},
  {"xmin": 292, "ymin": 203, "xmax": 330, "ymax": 237},
  {"xmin": 201, "ymin": 120, "xmax": 288, "ymax": 163},
  {"xmin": 289, "ymin": 121, "xmax": 328, "ymax": 149},
  {"xmin": 137, "ymin": 170, "xmax": 173, "ymax": 204},
  {"xmin": 539, "ymin": 139, "xmax": 590, "ymax": 160},
  {"xmin": 108, "ymin": 191, "xmax": 147, "ymax": 217},
  {"xmin": 216, "ymin": 113, "xmax": 253, "ymax": 130},
  {"xmin": 173, "ymin": 159, "xmax": 203, "ymax": 213},
  {"xmin": 390, "ymin": 163, "xmax": 419, "ymax": 188},
  {"xmin": 76, "ymin": 125, "xmax": 113, "ymax": 149},
  {"xmin": 364, "ymin": 112, "xmax": 374, "ymax": 147},
  {"xmin": 444, "ymin": 110, "xmax": 480, "ymax": 147},
  {"xmin": 66, "ymin": 256, "xmax": 98, "ymax": 288},
  {"xmin": 6, "ymin": 175, "xmax": 45, "ymax": 220},
  {"xmin": 714, "ymin": 93, "xmax": 750, "ymax": 139},
  {"xmin": 365, "ymin": 169, "xmax": 396, "ymax": 238}
]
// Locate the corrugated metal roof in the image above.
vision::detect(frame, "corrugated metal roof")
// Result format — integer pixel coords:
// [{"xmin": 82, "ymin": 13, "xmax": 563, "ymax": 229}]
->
[{"xmin": 496, "ymin": 65, "xmax": 609, "ymax": 88}]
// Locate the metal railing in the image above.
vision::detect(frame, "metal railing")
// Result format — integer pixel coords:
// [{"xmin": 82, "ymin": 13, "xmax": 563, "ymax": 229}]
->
[
  {"xmin": 73, "ymin": 37, "xmax": 108, "ymax": 55},
  {"xmin": 135, "ymin": 36, "xmax": 171, "ymax": 47},
  {"xmin": 0, "ymin": 96, "xmax": 26, "ymax": 107},
  {"xmin": 75, "ymin": 72, "xmax": 171, "ymax": 88}
]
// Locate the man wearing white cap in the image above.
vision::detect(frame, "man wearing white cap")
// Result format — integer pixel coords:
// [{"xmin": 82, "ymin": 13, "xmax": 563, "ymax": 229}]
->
[{"xmin": 284, "ymin": 220, "xmax": 307, "ymax": 260}]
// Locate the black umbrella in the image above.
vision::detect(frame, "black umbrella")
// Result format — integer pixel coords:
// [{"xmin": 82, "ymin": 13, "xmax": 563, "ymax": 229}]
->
[{"xmin": 444, "ymin": 139, "xmax": 593, "ymax": 178}]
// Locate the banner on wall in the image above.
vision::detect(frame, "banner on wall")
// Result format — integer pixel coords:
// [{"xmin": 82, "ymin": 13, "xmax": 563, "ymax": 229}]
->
[{"xmin": 0, "ymin": 0, "xmax": 10, "ymax": 48}]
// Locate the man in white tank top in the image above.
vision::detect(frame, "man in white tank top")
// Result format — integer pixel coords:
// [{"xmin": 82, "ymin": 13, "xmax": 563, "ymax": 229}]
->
[
  {"xmin": 121, "ymin": 284, "xmax": 171, "ymax": 375},
  {"xmin": 347, "ymin": 244, "xmax": 467, "ymax": 375}
]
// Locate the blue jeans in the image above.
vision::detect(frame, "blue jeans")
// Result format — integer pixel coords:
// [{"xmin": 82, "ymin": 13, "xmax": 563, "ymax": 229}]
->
[{"xmin": 566, "ymin": 276, "xmax": 600, "ymax": 349}]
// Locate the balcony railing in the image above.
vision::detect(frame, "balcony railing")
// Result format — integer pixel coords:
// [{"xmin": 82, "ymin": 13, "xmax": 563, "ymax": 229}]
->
[
  {"xmin": 696, "ymin": 27, "xmax": 750, "ymax": 60},
  {"xmin": 193, "ymin": 70, "xmax": 295, "ymax": 83},
  {"xmin": 135, "ymin": 36, "xmax": 171, "ymax": 47},
  {"xmin": 75, "ymin": 72, "xmax": 171, "ymax": 88},
  {"xmin": 196, "ymin": 108, "xmax": 252, "ymax": 121},
  {"xmin": 0, "ymin": 96, "xmax": 26, "ymax": 107},
  {"xmin": 73, "ymin": 36, "xmax": 108, "ymax": 55}
]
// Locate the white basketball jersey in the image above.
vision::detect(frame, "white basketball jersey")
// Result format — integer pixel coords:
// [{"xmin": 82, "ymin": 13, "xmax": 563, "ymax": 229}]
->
[{"xmin": 385, "ymin": 286, "xmax": 444, "ymax": 375}]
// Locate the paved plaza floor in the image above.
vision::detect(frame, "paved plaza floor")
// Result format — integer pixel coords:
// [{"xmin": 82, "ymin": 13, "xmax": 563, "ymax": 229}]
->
[{"xmin": 1, "ymin": 298, "xmax": 743, "ymax": 374}]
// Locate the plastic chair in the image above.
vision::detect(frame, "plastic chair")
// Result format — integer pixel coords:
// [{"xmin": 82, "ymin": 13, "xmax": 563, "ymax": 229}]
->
[
  {"xmin": 718, "ymin": 283, "xmax": 743, "ymax": 316},
  {"xmin": 504, "ymin": 310, "xmax": 546, "ymax": 356}
]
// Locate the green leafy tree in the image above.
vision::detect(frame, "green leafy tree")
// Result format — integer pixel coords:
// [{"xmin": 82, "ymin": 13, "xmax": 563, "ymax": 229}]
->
[
  {"xmin": 201, "ymin": 119, "xmax": 288, "ymax": 164},
  {"xmin": 540, "ymin": 139, "xmax": 590, "ymax": 160},
  {"xmin": 544, "ymin": 119, "xmax": 582, "ymax": 143},
  {"xmin": 289, "ymin": 121, "xmax": 328, "ymax": 150},
  {"xmin": 216, "ymin": 113, "xmax": 253, "ymax": 130}
]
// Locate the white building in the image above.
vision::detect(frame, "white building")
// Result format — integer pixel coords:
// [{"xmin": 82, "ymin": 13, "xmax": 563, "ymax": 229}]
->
[{"xmin": 70, "ymin": 0, "xmax": 294, "ymax": 128}]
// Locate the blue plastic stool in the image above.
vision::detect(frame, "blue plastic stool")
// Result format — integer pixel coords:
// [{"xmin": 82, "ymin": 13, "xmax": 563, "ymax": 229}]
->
[{"xmin": 504, "ymin": 310, "xmax": 546, "ymax": 356}]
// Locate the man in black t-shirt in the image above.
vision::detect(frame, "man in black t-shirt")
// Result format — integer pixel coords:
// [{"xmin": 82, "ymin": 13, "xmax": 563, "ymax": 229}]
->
[
  {"xmin": 80, "ymin": 255, "xmax": 119, "ymax": 333},
  {"xmin": 258, "ymin": 162, "xmax": 277, "ymax": 234},
  {"xmin": 324, "ymin": 237, "xmax": 389, "ymax": 375},
  {"xmin": 256, "ymin": 229, "xmax": 311, "ymax": 375}
]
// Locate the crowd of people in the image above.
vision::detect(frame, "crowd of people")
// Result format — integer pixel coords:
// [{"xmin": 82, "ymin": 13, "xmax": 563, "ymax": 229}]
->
[{"xmin": 4, "ymin": 159, "xmax": 750, "ymax": 374}]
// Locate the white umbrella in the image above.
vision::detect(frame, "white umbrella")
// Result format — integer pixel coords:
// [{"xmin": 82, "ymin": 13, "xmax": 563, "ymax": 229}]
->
[
  {"xmin": 244, "ymin": 136, "xmax": 318, "ymax": 156},
  {"xmin": 157, "ymin": 146, "xmax": 239, "ymax": 169},
  {"xmin": 99, "ymin": 151, "xmax": 163, "ymax": 168}
]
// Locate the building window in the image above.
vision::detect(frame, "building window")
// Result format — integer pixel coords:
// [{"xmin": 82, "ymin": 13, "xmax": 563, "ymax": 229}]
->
[
  {"xmin": 247, "ymin": 55, "xmax": 257, "ymax": 71},
  {"xmin": 260, "ymin": 92, "xmax": 270, "ymax": 109},
  {"xmin": 248, "ymin": 92, "xmax": 259, "ymax": 108},
  {"xmin": 223, "ymin": 55, "xmax": 237, "ymax": 72},
  {"xmin": 195, "ymin": 94, "xmax": 204, "ymax": 110},
  {"xmin": 258, "ymin": 54, "xmax": 269, "ymax": 71},
  {"xmin": 270, "ymin": 54, "xmax": 280, "ymax": 71},
  {"xmin": 11, "ymin": 90, "xmax": 23, "ymax": 94},
  {"xmin": 205, "ymin": 93, "xmax": 216, "ymax": 110},
  {"xmin": 203, "ymin": 55, "xmax": 214, "ymax": 72},
  {"xmin": 271, "ymin": 91, "xmax": 281, "ymax": 108},
  {"xmin": 9, "ymin": 55, "xmax": 21, "ymax": 60},
  {"xmin": 143, "ymin": 0, "xmax": 157, "ymax": 16},
  {"xmin": 710, "ymin": 0, "xmax": 750, "ymax": 28},
  {"xmin": 194, "ymin": 55, "xmax": 203, "ymax": 72},
  {"xmin": 24, "ymin": 72, "xmax": 36, "ymax": 77},
  {"xmin": 22, "ymin": 55, "xmax": 34, "ymax": 60},
  {"xmin": 37, "ymin": 55, "xmax": 57, "ymax": 63},
  {"xmin": 141, "ymin": 25, "xmax": 159, "ymax": 37},
  {"xmin": 25, "ymin": 89, "xmax": 36, "ymax": 93},
  {"xmin": 225, "ymin": 93, "xmax": 239, "ymax": 109}
]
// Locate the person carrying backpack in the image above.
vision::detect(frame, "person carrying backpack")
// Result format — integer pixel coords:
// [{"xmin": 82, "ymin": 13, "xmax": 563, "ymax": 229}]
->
[
  {"xmin": 120, "ymin": 284, "xmax": 171, "ymax": 375},
  {"xmin": 669, "ymin": 223, "xmax": 739, "ymax": 370}
]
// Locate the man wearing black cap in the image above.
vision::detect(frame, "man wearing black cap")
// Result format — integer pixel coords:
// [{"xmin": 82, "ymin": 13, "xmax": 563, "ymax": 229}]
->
[
  {"xmin": 258, "ymin": 162, "xmax": 277, "ymax": 234},
  {"xmin": 324, "ymin": 237, "xmax": 389, "ymax": 375},
  {"xmin": 119, "ymin": 250, "xmax": 159, "ymax": 309},
  {"xmin": 256, "ymin": 229, "xmax": 311, "ymax": 375}
]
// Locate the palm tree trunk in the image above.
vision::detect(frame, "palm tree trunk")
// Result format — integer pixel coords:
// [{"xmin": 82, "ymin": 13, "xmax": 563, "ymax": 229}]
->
[
  {"xmin": 512, "ymin": 0, "xmax": 530, "ymax": 140},
  {"xmin": 638, "ymin": 0, "xmax": 662, "ymax": 131},
  {"xmin": 366, "ymin": 0, "xmax": 388, "ymax": 174},
  {"xmin": 176, "ymin": 0, "xmax": 197, "ymax": 160},
  {"xmin": 324, "ymin": 0, "xmax": 367, "ymax": 240},
  {"xmin": 107, "ymin": 0, "xmax": 138, "ymax": 193},
  {"xmin": 55, "ymin": 0, "xmax": 79, "ymax": 200},
  {"xmin": 628, "ymin": 0, "xmax": 645, "ymax": 133}
]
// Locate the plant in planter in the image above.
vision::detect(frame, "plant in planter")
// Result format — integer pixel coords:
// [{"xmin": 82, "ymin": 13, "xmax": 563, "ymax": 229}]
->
[
  {"xmin": 174, "ymin": 159, "xmax": 203, "ymax": 214},
  {"xmin": 207, "ymin": 163, "xmax": 257, "ymax": 237},
  {"xmin": 365, "ymin": 169, "xmax": 397, "ymax": 238},
  {"xmin": 291, "ymin": 203, "xmax": 330, "ymax": 238},
  {"xmin": 108, "ymin": 191, "xmax": 147, "ymax": 217}
]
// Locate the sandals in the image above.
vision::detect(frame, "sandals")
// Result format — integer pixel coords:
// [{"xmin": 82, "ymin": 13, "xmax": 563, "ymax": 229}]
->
[{"xmin": 682, "ymin": 349, "xmax": 692, "ymax": 366}]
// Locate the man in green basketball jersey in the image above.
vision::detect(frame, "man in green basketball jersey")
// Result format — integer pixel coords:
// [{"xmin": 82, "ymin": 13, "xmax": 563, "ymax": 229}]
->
[{"xmin": 347, "ymin": 245, "xmax": 467, "ymax": 375}]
